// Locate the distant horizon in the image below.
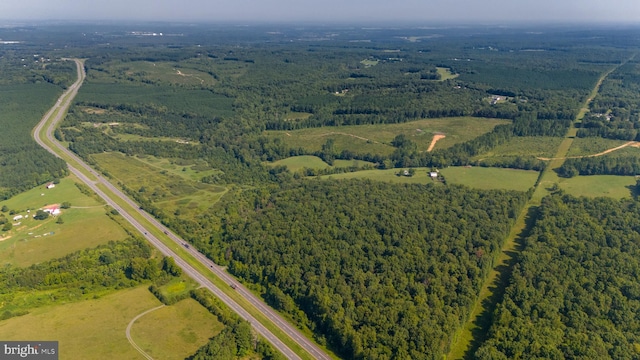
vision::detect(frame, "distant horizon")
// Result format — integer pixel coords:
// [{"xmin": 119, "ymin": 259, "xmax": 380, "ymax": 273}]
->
[
  {"xmin": 0, "ymin": 18, "xmax": 639, "ymax": 29},
  {"xmin": 1, "ymin": 0, "xmax": 639, "ymax": 26}
]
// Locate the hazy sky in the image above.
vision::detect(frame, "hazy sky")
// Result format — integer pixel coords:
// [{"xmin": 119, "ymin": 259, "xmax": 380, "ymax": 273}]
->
[{"xmin": 1, "ymin": 0, "xmax": 639, "ymax": 24}]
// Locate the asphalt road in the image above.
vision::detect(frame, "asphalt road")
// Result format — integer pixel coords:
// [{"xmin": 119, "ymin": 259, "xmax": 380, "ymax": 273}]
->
[{"xmin": 33, "ymin": 59, "xmax": 332, "ymax": 360}]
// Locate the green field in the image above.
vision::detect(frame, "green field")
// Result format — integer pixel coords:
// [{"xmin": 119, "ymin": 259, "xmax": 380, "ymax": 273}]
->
[
  {"xmin": 133, "ymin": 155, "xmax": 219, "ymax": 182},
  {"xmin": 0, "ymin": 286, "xmax": 221, "ymax": 360},
  {"xmin": 268, "ymin": 156, "xmax": 376, "ymax": 172},
  {"xmin": 266, "ymin": 117, "xmax": 509, "ymax": 155},
  {"xmin": 475, "ymin": 136, "xmax": 563, "ymax": 159},
  {"xmin": 91, "ymin": 152, "xmax": 227, "ymax": 217},
  {"xmin": 439, "ymin": 166, "xmax": 540, "ymax": 191},
  {"xmin": 566, "ymin": 137, "xmax": 631, "ymax": 157},
  {"xmin": 436, "ymin": 67, "xmax": 459, "ymax": 81},
  {"xmin": 0, "ymin": 176, "xmax": 128, "ymax": 267},
  {"xmin": 558, "ymin": 175, "xmax": 637, "ymax": 199},
  {"xmin": 131, "ymin": 298, "xmax": 224, "ymax": 360},
  {"xmin": 270, "ymin": 156, "xmax": 331, "ymax": 171},
  {"xmin": 113, "ymin": 133, "xmax": 198, "ymax": 144},
  {"xmin": 109, "ymin": 61, "xmax": 218, "ymax": 87},
  {"xmin": 318, "ymin": 168, "xmax": 438, "ymax": 184},
  {"xmin": 318, "ymin": 166, "xmax": 539, "ymax": 191}
]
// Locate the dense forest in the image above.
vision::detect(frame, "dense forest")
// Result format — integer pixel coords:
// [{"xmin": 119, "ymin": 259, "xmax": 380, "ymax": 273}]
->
[
  {"xmin": 207, "ymin": 180, "xmax": 528, "ymax": 359},
  {"xmin": 0, "ymin": 53, "xmax": 73, "ymax": 199},
  {"xmin": 476, "ymin": 194, "xmax": 640, "ymax": 359}
]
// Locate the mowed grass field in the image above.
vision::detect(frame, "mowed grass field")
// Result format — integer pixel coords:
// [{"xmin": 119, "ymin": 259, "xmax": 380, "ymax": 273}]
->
[
  {"xmin": 131, "ymin": 298, "xmax": 224, "ymax": 360},
  {"xmin": 439, "ymin": 167, "xmax": 540, "ymax": 191},
  {"xmin": 0, "ymin": 176, "xmax": 128, "ymax": 267},
  {"xmin": 0, "ymin": 286, "xmax": 222, "ymax": 360},
  {"xmin": 91, "ymin": 152, "xmax": 227, "ymax": 217},
  {"xmin": 267, "ymin": 156, "xmax": 376, "ymax": 172},
  {"xmin": 319, "ymin": 166, "xmax": 539, "ymax": 191},
  {"xmin": 558, "ymin": 175, "xmax": 637, "ymax": 199},
  {"xmin": 265, "ymin": 117, "xmax": 510, "ymax": 155}
]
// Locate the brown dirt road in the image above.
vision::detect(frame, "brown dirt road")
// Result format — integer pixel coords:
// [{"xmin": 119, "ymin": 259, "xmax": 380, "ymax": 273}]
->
[
  {"xmin": 537, "ymin": 141, "xmax": 638, "ymax": 161},
  {"xmin": 427, "ymin": 134, "xmax": 446, "ymax": 152}
]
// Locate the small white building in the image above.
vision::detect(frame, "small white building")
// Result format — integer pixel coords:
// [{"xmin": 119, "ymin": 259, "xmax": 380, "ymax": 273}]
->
[
  {"xmin": 429, "ymin": 172, "xmax": 438, "ymax": 178},
  {"xmin": 43, "ymin": 207, "xmax": 61, "ymax": 216},
  {"xmin": 46, "ymin": 183, "xmax": 56, "ymax": 189},
  {"xmin": 13, "ymin": 215, "xmax": 23, "ymax": 221}
]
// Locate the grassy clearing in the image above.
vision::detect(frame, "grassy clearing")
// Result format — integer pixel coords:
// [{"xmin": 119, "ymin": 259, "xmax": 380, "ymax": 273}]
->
[
  {"xmin": 157, "ymin": 276, "xmax": 199, "ymax": 299},
  {"xmin": 269, "ymin": 156, "xmax": 331, "ymax": 171},
  {"xmin": 285, "ymin": 111, "xmax": 313, "ymax": 120},
  {"xmin": 92, "ymin": 152, "xmax": 227, "ymax": 217},
  {"xmin": 266, "ymin": 117, "xmax": 509, "ymax": 155},
  {"xmin": 558, "ymin": 175, "xmax": 636, "ymax": 199},
  {"xmin": 566, "ymin": 137, "xmax": 629, "ymax": 157},
  {"xmin": 268, "ymin": 156, "xmax": 377, "ymax": 172},
  {"xmin": 113, "ymin": 133, "xmax": 198, "ymax": 144},
  {"xmin": 317, "ymin": 166, "xmax": 538, "ymax": 191},
  {"xmin": 360, "ymin": 59, "xmax": 379, "ymax": 67},
  {"xmin": 109, "ymin": 61, "xmax": 217, "ymax": 87},
  {"xmin": 133, "ymin": 154, "xmax": 219, "ymax": 182},
  {"xmin": 436, "ymin": 67, "xmax": 459, "ymax": 81},
  {"xmin": 131, "ymin": 298, "xmax": 224, "ymax": 360},
  {"xmin": 0, "ymin": 286, "xmax": 160, "ymax": 359},
  {"xmin": 475, "ymin": 136, "xmax": 563, "ymax": 159},
  {"xmin": 0, "ymin": 176, "xmax": 128, "ymax": 267},
  {"xmin": 439, "ymin": 167, "xmax": 539, "ymax": 191},
  {"xmin": 318, "ymin": 168, "xmax": 438, "ymax": 184}
]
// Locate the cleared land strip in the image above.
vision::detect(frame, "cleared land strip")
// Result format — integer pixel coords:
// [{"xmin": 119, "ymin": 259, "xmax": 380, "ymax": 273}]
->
[
  {"xmin": 126, "ymin": 305, "xmax": 165, "ymax": 360},
  {"xmin": 446, "ymin": 59, "xmax": 629, "ymax": 359},
  {"xmin": 537, "ymin": 140, "xmax": 638, "ymax": 160},
  {"xmin": 33, "ymin": 58, "xmax": 332, "ymax": 360}
]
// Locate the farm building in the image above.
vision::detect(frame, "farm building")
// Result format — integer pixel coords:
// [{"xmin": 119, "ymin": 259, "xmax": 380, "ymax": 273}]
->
[
  {"xmin": 13, "ymin": 215, "xmax": 23, "ymax": 221},
  {"xmin": 429, "ymin": 172, "xmax": 438, "ymax": 178},
  {"xmin": 42, "ymin": 204, "xmax": 61, "ymax": 216},
  {"xmin": 46, "ymin": 183, "xmax": 55, "ymax": 189}
]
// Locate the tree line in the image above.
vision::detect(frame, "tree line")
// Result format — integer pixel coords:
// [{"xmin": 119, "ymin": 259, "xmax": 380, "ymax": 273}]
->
[{"xmin": 476, "ymin": 194, "xmax": 640, "ymax": 359}]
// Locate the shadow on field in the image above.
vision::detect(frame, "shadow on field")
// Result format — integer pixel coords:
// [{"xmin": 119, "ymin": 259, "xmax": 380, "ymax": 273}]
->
[{"xmin": 462, "ymin": 205, "xmax": 539, "ymax": 360}]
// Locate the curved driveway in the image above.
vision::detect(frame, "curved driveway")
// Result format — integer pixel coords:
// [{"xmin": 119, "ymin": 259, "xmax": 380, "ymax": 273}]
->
[{"xmin": 33, "ymin": 59, "xmax": 331, "ymax": 360}]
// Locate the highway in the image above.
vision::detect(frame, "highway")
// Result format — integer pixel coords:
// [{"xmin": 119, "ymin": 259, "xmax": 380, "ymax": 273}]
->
[{"xmin": 33, "ymin": 59, "xmax": 332, "ymax": 360}]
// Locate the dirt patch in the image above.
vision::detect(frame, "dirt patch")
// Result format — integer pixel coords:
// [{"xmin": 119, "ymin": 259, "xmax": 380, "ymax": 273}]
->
[
  {"xmin": 427, "ymin": 134, "xmax": 446, "ymax": 152},
  {"xmin": 0, "ymin": 235, "xmax": 12, "ymax": 242}
]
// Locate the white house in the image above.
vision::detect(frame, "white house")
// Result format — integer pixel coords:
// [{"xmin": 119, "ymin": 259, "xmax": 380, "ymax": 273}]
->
[
  {"xmin": 46, "ymin": 183, "xmax": 55, "ymax": 189},
  {"xmin": 43, "ymin": 207, "xmax": 61, "ymax": 216},
  {"xmin": 429, "ymin": 172, "xmax": 438, "ymax": 178},
  {"xmin": 13, "ymin": 215, "xmax": 23, "ymax": 221}
]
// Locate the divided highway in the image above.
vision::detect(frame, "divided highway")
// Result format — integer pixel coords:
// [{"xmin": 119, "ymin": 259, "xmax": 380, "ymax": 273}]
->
[{"xmin": 33, "ymin": 59, "xmax": 332, "ymax": 360}]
